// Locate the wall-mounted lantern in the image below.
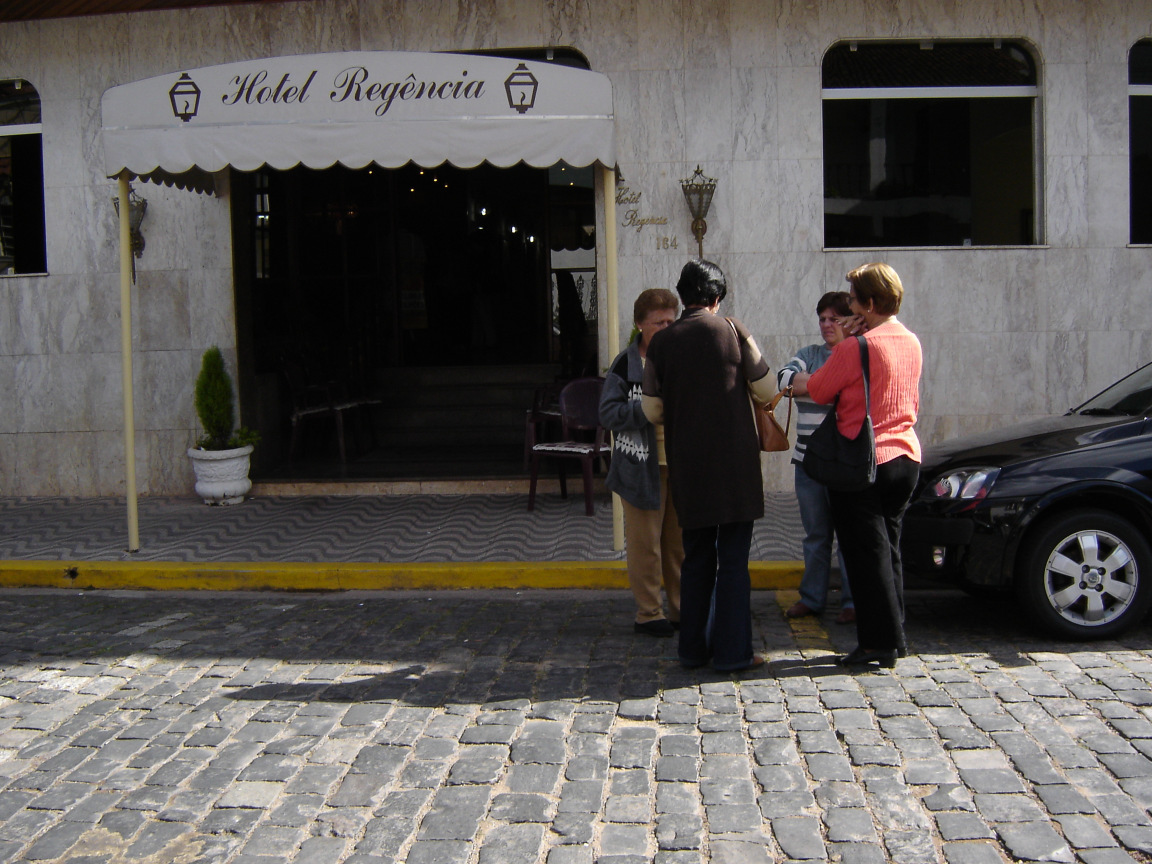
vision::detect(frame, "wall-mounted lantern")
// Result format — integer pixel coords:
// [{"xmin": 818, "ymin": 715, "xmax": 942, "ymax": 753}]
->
[
  {"xmin": 112, "ymin": 185, "xmax": 148, "ymax": 282},
  {"xmin": 679, "ymin": 165, "xmax": 717, "ymax": 258}
]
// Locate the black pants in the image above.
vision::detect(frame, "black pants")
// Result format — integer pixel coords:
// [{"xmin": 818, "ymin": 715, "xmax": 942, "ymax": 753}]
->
[
  {"xmin": 828, "ymin": 456, "xmax": 919, "ymax": 653},
  {"xmin": 678, "ymin": 521, "xmax": 755, "ymax": 670}
]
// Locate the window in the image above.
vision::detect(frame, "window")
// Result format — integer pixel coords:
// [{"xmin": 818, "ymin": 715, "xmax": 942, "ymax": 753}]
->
[
  {"xmin": 823, "ymin": 41, "xmax": 1038, "ymax": 248},
  {"xmin": 1130, "ymin": 40, "xmax": 1152, "ymax": 244},
  {"xmin": 253, "ymin": 171, "xmax": 271, "ymax": 280},
  {"xmin": 0, "ymin": 79, "xmax": 46, "ymax": 274}
]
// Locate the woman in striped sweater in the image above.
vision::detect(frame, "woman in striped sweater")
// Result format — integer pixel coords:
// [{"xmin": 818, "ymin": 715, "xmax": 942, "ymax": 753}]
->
[
  {"xmin": 794, "ymin": 263, "xmax": 922, "ymax": 669},
  {"xmin": 777, "ymin": 291, "xmax": 855, "ymax": 624}
]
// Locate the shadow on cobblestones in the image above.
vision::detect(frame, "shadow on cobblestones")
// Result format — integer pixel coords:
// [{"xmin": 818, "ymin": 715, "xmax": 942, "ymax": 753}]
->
[
  {"xmin": 1, "ymin": 588, "xmax": 1152, "ymax": 863},
  {"xmin": 2, "ymin": 588, "xmax": 1150, "ymax": 702},
  {"xmin": 904, "ymin": 585, "xmax": 1152, "ymax": 662}
]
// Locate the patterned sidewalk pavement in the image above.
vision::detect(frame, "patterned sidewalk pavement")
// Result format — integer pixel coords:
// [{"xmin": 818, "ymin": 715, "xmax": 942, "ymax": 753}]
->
[
  {"xmin": 0, "ymin": 587, "xmax": 1149, "ymax": 863},
  {"xmin": 0, "ymin": 493, "xmax": 805, "ymax": 564}
]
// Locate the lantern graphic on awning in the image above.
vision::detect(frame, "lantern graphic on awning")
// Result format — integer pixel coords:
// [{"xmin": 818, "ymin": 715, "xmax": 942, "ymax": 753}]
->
[
  {"xmin": 504, "ymin": 63, "xmax": 539, "ymax": 114},
  {"xmin": 169, "ymin": 73, "xmax": 201, "ymax": 123}
]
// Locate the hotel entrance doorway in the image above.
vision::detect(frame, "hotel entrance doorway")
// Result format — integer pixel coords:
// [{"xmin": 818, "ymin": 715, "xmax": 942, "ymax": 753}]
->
[{"xmin": 231, "ymin": 161, "xmax": 597, "ymax": 480}]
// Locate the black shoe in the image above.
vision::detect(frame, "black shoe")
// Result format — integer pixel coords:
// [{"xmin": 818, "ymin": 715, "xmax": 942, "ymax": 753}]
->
[
  {"xmin": 837, "ymin": 647, "xmax": 897, "ymax": 668},
  {"xmin": 634, "ymin": 619, "xmax": 675, "ymax": 637}
]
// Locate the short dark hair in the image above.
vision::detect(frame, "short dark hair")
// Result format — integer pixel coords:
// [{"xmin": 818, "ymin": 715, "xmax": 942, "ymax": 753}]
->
[
  {"xmin": 633, "ymin": 288, "xmax": 679, "ymax": 325},
  {"xmin": 675, "ymin": 259, "xmax": 727, "ymax": 307},
  {"xmin": 817, "ymin": 291, "xmax": 852, "ymax": 317}
]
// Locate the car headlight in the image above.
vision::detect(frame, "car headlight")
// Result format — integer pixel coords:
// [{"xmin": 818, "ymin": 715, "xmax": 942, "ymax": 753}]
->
[{"xmin": 926, "ymin": 467, "xmax": 1000, "ymax": 501}]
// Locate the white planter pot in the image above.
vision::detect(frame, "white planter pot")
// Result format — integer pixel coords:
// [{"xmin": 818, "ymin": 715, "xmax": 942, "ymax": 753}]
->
[{"xmin": 187, "ymin": 444, "xmax": 254, "ymax": 505}]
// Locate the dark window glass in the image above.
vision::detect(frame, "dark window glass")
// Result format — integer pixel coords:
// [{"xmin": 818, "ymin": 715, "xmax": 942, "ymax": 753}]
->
[
  {"xmin": 1132, "ymin": 42, "xmax": 1152, "ymax": 242},
  {"xmin": 824, "ymin": 41, "xmax": 1036, "ymax": 89},
  {"xmin": 253, "ymin": 172, "xmax": 271, "ymax": 280},
  {"xmin": 1134, "ymin": 97, "xmax": 1152, "ymax": 242},
  {"xmin": 0, "ymin": 79, "xmax": 46, "ymax": 275},
  {"xmin": 1131, "ymin": 40, "xmax": 1152, "ymax": 86},
  {"xmin": 823, "ymin": 42, "xmax": 1036, "ymax": 248},
  {"xmin": 458, "ymin": 46, "xmax": 591, "ymax": 70}
]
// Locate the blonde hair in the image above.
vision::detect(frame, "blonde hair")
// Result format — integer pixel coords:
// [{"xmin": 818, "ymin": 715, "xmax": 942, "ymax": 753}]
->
[{"xmin": 846, "ymin": 262, "xmax": 903, "ymax": 315}]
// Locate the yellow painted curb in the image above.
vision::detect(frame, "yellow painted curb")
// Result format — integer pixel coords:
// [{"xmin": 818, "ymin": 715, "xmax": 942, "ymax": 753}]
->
[
  {"xmin": 0, "ymin": 560, "xmax": 803, "ymax": 592},
  {"xmin": 777, "ymin": 588, "xmax": 836, "ymax": 652}
]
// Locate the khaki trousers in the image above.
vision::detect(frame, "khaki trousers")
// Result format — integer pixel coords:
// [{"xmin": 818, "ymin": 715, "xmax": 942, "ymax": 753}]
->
[{"xmin": 622, "ymin": 466, "xmax": 684, "ymax": 623}]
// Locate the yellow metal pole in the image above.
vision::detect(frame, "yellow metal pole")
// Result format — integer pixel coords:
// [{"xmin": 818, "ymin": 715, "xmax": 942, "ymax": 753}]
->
[
  {"xmin": 118, "ymin": 172, "xmax": 140, "ymax": 552},
  {"xmin": 601, "ymin": 164, "xmax": 624, "ymax": 552}
]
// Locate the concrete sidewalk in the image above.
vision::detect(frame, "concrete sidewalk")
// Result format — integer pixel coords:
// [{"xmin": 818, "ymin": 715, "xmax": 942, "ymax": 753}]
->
[{"xmin": 0, "ymin": 493, "xmax": 807, "ymax": 592}]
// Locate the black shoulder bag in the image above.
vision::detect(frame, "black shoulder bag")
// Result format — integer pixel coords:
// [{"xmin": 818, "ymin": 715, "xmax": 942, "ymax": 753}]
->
[{"xmin": 802, "ymin": 336, "xmax": 877, "ymax": 492}]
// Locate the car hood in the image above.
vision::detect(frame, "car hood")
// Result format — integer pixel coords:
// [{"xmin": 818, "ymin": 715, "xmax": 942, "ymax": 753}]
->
[{"xmin": 920, "ymin": 413, "xmax": 1149, "ymax": 474}]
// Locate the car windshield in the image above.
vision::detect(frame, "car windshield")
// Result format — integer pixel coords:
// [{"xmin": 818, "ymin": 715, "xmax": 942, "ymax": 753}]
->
[{"xmin": 1073, "ymin": 362, "xmax": 1152, "ymax": 416}]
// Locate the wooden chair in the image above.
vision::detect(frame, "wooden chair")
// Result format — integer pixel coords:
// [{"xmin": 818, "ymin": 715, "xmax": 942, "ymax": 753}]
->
[
  {"xmin": 281, "ymin": 356, "xmax": 381, "ymax": 463},
  {"xmin": 527, "ymin": 376, "xmax": 610, "ymax": 516}
]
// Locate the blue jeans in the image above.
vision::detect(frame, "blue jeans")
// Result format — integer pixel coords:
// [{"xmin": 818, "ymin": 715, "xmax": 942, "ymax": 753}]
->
[
  {"xmin": 678, "ymin": 521, "xmax": 755, "ymax": 671},
  {"xmin": 794, "ymin": 463, "xmax": 852, "ymax": 613}
]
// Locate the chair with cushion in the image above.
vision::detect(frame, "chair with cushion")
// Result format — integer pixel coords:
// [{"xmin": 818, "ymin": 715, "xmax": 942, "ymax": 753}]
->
[
  {"xmin": 523, "ymin": 380, "xmax": 565, "ymax": 471},
  {"xmin": 527, "ymin": 376, "xmax": 610, "ymax": 516}
]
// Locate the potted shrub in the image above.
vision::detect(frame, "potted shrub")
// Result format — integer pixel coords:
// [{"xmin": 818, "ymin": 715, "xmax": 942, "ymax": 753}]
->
[{"xmin": 187, "ymin": 346, "xmax": 260, "ymax": 505}]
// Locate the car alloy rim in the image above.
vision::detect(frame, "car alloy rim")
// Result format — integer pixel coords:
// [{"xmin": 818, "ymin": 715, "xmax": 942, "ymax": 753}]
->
[{"xmin": 1042, "ymin": 528, "xmax": 1138, "ymax": 627}]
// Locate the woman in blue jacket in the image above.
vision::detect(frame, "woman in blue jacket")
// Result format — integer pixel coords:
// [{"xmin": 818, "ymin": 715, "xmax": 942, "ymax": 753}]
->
[{"xmin": 599, "ymin": 288, "xmax": 683, "ymax": 636}]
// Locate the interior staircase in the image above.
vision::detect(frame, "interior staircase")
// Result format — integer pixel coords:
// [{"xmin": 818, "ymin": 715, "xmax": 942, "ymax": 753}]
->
[
  {"xmin": 372, "ymin": 364, "xmax": 562, "ymax": 477},
  {"xmin": 258, "ymin": 364, "xmax": 566, "ymax": 483}
]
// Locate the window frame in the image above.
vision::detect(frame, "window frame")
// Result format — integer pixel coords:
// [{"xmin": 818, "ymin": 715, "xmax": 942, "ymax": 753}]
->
[{"xmin": 821, "ymin": 40, "xmax": 1042, "ymax": 250}]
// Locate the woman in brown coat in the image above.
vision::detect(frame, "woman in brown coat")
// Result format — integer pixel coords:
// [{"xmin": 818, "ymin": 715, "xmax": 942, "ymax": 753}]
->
[{"xmin": 642, "ymin": 259, "xmax": 775, "ymax": 672}]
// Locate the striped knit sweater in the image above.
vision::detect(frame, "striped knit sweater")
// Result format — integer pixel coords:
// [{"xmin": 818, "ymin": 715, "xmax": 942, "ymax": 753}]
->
[{"xmin": 777, "ymin": 342, "xmax": 835, "ymax": 466}]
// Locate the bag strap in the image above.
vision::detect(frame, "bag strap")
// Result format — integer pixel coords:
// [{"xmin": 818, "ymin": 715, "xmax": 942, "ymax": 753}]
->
[
  {"xmin": 725, "ymin": 317, "xmax": 763, "ymax": 380},
  {"xmin": 857, "ymin": 336, "xmax": 871, "ymax": 416},
  {"xmin": 769, "ymin": 388, "xmax": 793, "ymax": 433},
  {"xmin": 724, "ymin": 317, "xmax": 741, "ymax": 358},
  {"xmin": 724, "ymin": 317, "xmax": 753, "ymax": 380},
  {"xmin": 726, "ymin": 316, "xmax": 784, "ymax": 423}
]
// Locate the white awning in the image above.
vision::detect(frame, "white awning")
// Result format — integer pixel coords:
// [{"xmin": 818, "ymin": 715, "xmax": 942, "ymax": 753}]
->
[{"xmin": 101, "ymin": 51, "xmax": 616, "ymax": 184}]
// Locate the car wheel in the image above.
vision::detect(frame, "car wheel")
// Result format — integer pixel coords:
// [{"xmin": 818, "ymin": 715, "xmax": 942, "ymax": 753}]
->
[{"xmin": 1017, "ymin": 510, "xmax": 1152, "ymax": 640}]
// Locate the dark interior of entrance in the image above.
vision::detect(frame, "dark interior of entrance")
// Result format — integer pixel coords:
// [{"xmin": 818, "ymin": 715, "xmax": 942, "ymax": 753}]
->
[{"xmin": 231, "ymin": 162, "xmax": 597, "ymax": 481}]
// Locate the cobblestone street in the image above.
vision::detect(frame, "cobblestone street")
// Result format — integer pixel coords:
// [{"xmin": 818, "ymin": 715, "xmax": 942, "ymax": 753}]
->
[{"xmin": 0, "ymin": 587, "xmax": 1151, "ymax": 863}]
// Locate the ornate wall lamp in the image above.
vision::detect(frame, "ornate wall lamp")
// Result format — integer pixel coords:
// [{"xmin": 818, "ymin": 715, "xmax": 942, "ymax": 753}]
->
[
  {"xmin": 679, "ymin": 165, "xmax": 717, "ymax": 258},
  {"xmin": 112, "ymin": 184, "xmax": 148, "ymax": 282}
]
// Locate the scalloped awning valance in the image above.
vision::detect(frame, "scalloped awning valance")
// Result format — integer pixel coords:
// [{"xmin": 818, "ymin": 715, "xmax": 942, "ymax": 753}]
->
[{"xmin": 101, "ymin": 51, "xmax": 616, "ymax": 191}]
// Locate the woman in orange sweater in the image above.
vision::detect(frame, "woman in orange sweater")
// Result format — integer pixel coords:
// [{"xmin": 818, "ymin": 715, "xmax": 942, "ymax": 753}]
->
[{"xmin": 794, "ymin": 262, "xmax": 922, "ymax": 668}]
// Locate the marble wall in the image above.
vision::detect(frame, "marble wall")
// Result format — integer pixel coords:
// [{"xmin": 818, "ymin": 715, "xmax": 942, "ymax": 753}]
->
[{"xmin": 0, "ymin": 0, "xmax": 1150, "ymax": 496}]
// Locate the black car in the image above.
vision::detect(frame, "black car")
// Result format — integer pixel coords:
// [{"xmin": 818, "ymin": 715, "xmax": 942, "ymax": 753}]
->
[{"xmin": 902, "ymin": 362, "xmax": 1152, "ymax": 640}]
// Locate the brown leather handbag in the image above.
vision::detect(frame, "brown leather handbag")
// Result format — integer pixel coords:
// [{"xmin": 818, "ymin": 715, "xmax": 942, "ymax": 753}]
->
[
  {"xmin": 755, "ymin": 388, "xmax": 792, "ymax": 452},
  {"xmin": 725, "ymin": 317, "xmax": 792, "ymax": 452}
]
